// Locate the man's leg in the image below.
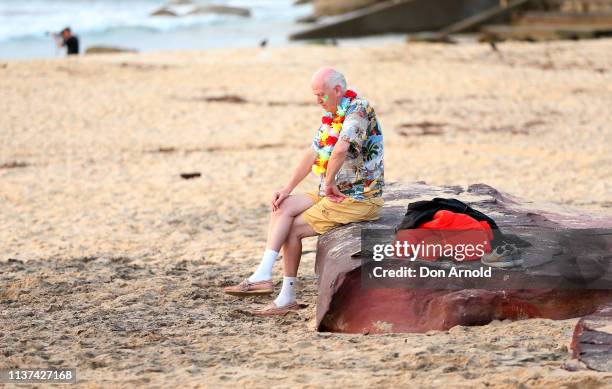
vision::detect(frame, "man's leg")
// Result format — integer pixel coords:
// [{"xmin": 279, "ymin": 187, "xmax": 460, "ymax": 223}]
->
[
  {"xmin": 266, "ymin": 195, "xmax": 315, "ymax": 251},
  {"xmin": 273, "ymin": 213, "xmax": 318, "ymax": 307},
  {"xmin": 247, "ymin": 194, "xmax": 314, "ymax": 283}
]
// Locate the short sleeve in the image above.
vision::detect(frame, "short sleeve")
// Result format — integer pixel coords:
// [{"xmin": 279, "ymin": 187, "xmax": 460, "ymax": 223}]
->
[{"xmin": 339, "ymin": 105, "xmax": 367, "ymax": 144}]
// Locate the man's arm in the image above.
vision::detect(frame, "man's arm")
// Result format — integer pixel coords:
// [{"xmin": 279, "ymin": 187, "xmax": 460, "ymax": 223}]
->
[
  {"xmin": 323, "ymin": 139, "xmax": 349, "ymax": 202},
  {"xmin": 272, "ymin": 148, "xmax": 317, "ymax": 210}
]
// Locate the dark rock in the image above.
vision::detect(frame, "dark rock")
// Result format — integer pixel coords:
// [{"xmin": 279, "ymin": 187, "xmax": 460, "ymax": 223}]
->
[
  {"xmin": 314, "ymin": 182, "xmax": 612, "ymax": 333},
  {"xmin": 571, "ymin": 302, "xmax": 612, "ymax": 372},
  {"xmin": 297, "ymin": 15, "xmax": 319, "ymax": 24},
  {"xmin": 292, "ymin": 0, "xmax": 500, "ymax": 40},
  {"xmin": 150, "ymin": 7, "xmax": 178, "ymax": 17},
  {"xmin": 180, "ymin": 172, "xmax": 201, "ymax": 180},
  {"xmin": 186, "ymin": 5, "xmax": 251, "ymax": 18}
]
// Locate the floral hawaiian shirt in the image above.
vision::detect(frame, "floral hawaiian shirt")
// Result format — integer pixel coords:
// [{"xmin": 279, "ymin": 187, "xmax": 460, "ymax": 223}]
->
[{"xmin": 311, "ymin": 95, "xmax": 384, "ymax": 200}]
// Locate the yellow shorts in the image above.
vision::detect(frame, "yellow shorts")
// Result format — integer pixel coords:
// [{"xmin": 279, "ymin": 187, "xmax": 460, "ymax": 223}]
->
[{"xmin": 301, "ymin": 191, "xmax": 384, "ymax": 234}]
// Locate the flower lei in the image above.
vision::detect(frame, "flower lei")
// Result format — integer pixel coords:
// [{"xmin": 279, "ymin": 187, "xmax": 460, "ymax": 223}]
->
[{"xmin": 312, "ymin": 89, "xmax": 357, "ymax": 176}]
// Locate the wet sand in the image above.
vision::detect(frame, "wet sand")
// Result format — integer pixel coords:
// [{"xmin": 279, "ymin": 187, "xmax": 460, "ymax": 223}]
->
[{"xmin": 1, "ymin": 39, "xmax": 611, "ymax": 387}]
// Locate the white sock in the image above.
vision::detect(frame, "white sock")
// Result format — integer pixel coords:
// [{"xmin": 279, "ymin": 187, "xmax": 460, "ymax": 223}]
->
[
  {"xmin": 248, "ymin": 249, "xmax": 278, "ymax": 282},
  {"xmin": 274, "ymin": 276, "xmax": 297, "ymax": 307}
]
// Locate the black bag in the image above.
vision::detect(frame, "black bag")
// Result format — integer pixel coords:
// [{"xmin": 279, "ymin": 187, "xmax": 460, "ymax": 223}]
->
[{"xmin": 397, "ymin": 197, "xmax": 530, "ymax": 248}]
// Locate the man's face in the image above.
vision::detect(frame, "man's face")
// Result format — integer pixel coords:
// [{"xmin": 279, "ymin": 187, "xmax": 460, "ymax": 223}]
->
[
  {"xmin": 62, "ymin": 30, "xmax": 70, "ymax": 39},
  {"xmin": 311, "ymin": 80, "xmax": 341, "ymax": 114}
]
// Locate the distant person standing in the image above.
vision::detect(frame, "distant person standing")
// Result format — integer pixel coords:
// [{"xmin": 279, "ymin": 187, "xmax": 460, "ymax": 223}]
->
[{"xmin": 53, "ymin": 27, "xmax": 79, "ymax": 55}]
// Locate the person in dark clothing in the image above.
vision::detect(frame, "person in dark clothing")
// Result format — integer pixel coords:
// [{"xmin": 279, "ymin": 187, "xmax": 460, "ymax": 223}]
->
[{"xmin": 53, "ymin": 27, "xmax": 79, "ymax": 55}]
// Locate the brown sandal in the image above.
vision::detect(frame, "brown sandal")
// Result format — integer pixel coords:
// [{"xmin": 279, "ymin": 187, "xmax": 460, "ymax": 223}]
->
[
  {"xmin": 250, "ymin": 301, "xmax": 301, "ymax": 316},
  {"xmin": 223, "ymin": 279, "xmax": 274, "ymax": 296}
]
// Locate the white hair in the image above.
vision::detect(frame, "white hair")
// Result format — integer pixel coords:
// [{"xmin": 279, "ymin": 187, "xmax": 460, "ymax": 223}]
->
[{"xmin": 322, "ymin": 69, "xmax": 347, "ymax": 92}]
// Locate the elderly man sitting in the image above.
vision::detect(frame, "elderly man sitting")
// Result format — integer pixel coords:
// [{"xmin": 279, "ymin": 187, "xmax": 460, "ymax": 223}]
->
[{"xmin": 224, "ymin": 67, "xmax": 385, "ymax": 316}]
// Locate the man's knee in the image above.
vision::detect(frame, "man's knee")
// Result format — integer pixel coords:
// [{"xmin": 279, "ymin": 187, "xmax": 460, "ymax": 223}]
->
[
  {"xmin": 270, "ymin": 205, "xmax": 289, "ymax": 221},
  {"xmin": 272, "ymin": 200, "xmax": 296, "ymax": 218}
]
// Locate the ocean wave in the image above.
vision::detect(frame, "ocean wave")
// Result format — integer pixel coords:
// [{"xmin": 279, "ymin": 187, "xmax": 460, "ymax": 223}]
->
[
  {"xmin": 0, "ymin": 0, "xmax": 311, "ymax": 43},
  {"xmin": 2, "ymin": 15, "xmax": 255, "ymax": 43}
]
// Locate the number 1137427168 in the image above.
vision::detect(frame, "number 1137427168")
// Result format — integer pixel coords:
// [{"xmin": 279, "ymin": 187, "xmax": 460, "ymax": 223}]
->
[{"xmin": 1, "ymin": 368, "xmax": 76, "ymax": 384}]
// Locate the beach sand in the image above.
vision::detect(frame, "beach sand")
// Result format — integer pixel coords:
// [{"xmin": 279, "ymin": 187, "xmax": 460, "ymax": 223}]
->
[{"xmin": 1, "ymin": 39, "xmax": 611, "ymax": 387}]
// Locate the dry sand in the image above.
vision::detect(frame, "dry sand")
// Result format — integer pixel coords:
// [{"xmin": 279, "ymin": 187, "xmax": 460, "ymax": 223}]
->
[{"xmin": 1, "ymin": 39, "xmax": 611, "ymax": 387}]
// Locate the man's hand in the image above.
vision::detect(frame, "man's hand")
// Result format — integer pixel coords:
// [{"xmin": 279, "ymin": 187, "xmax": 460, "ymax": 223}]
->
[
  {"xmin": 323, "ymin": 137, "xmax": 349, "ymax": 203},
  {"xmin": 324, "ymin": 181, "xmax": 346, "ymax": 203},
  {"xmin": 271, "ymin": 188, "xmax": 291, "ymax": 211}
]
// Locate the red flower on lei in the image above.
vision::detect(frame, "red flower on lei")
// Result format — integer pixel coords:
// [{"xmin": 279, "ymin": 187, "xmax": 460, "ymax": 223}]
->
[{"xmin": 312, "ymin": 90, "xmax": 357, "ymax": 176}]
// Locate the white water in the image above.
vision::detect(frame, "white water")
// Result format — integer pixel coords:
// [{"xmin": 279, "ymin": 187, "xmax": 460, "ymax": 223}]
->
[{"xmin": 0, "ymin": 0, "xmax": 313, "ymax": 58}]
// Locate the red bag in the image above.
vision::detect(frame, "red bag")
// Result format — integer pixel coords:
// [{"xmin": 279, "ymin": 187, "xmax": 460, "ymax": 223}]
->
[{"xmin": 393, "ymin": 210, "xmax": 493, "ymax": 261}]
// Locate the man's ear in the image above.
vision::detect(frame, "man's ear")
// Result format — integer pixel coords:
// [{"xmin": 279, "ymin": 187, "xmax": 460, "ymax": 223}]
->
[{"xmin": 335, "ymin": 85, "xmax": 342, "ymax": 98}]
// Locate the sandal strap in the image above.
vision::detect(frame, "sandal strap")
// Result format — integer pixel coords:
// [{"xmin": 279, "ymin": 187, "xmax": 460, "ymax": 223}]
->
[{"xmin": 239, "ymin": 279, "xmax": 252, "ymax": 291}]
